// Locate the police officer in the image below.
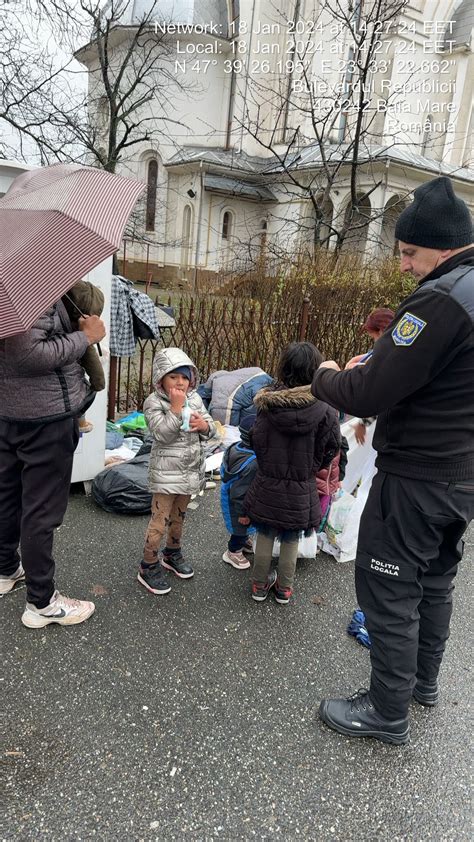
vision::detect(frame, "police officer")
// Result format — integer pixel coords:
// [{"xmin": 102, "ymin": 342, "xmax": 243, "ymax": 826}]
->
[{"xmin": 312, "ymin": 177, "xmax": 474, "ymax": 745}]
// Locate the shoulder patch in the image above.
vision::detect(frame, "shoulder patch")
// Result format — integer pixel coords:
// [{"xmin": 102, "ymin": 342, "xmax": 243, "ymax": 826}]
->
[{"xmin": 392, "ymin": 312, "xmax": 427, "ymax": 346}]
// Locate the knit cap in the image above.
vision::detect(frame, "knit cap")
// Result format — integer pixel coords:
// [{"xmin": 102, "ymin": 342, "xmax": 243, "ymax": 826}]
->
[
  {"xmin": 170, "ymin": 365, "xmax": 192, "ymax": 380},
  {"xmin": 395, "ymin": 177, "xmax": 473, "ymax": 249}
]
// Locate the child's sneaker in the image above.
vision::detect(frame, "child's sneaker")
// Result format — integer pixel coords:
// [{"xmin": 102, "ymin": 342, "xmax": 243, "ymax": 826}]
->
[
  {"xmin": 274, "ymin": 579, "xmax": 293, "ymax": 605},
  {"xmin": 161, "ymin": 551, "xmax": 194, "ymax": 579},
  {"xmin": 242, "ymin": 538, "xmax": 254, "ymax": 555},
  {"xmin": 21, "ymin": 591, "xmax": 95, "ymax": 628},
  {"xmin": 251, "ymin": 569, "xmax": 277, "ymax": 602},
  {"xmin": 0, "ymin": 563, "xmax": 25, "ymax": 595},
  {"xmin": 137, "ymin": 563, "xmax": 171, "ymax": 595},
  {"xmin": 222, "ymin": 550, "xmax": 250, "ymax": 570}
]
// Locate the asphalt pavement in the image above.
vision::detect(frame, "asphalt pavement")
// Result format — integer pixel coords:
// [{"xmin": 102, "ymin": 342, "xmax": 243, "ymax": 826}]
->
[{"xmin": 1, "ymin": 485, "xmax": 472, "ymax": 841}]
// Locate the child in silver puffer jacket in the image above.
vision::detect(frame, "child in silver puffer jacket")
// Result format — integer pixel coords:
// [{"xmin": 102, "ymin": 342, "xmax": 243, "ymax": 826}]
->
[{"xmin": 137, "ymin": 348, "xmax": 217, "ymax": 596}]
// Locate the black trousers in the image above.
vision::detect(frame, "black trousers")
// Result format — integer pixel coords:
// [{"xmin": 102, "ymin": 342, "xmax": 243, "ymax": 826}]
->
[
  {"xmin": 356, "ymin": 471, "xmax": 474, "ymax": 719},
  {"xmin": 0, "ymin": 417, "xmax": 79, "ymax": 608}
]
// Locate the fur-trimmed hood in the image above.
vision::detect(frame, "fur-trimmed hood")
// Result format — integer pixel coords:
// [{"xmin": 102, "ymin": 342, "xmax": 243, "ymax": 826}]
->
[
  {"xmin": 254, "ymin": 384, "xmax": 323, "ymax": 436},
  {"xmin": 254, "ymin": 384, "xmax": 315, "ymax": 410}
]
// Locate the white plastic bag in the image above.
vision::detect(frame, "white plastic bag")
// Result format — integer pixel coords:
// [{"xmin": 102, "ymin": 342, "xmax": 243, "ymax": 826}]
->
[
  {"xmin": 319, "ymin": 489, "xmax": 358, "ymax": 563},
  {"xmin": 341, "ymin": 420, "xmax": 376, "ymax": 495},
  {"xmin": 252, "ymin": 531, "xmax": 319, "ymax": 559},
  {"xmin": 273, "ymin": 531, "xmax": 318, "ymax": 559}
]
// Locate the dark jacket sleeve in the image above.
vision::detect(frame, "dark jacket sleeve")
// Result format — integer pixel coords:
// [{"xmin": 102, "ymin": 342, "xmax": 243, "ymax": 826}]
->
[
  {"xmin": 338, "ymin": 435, "xmax": 349, "ymax": 480},
  {"xmin": 311, "ymin": 289, "xmax": 471, "ymax": 417},
  {"xmin": 318, "ymin": 409, "xmax": 341, "ymax": 470}
]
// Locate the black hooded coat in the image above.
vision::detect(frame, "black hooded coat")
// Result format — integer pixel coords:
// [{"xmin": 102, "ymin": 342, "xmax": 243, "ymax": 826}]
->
[{"xmin": 244, "ymin": 385, "xmax": 341, "ymax": 535}]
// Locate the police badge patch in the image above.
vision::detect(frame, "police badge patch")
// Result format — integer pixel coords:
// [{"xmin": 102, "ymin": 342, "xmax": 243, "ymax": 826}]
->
[{"xmin": 392, "ymin": 312, "xmax": 427, "ymax": 346}]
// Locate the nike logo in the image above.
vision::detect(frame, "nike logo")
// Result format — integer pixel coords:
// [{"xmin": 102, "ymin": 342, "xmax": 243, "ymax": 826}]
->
[{"xmin": 47, "ymin": 609, "xmax": 66, "ymax": 618}]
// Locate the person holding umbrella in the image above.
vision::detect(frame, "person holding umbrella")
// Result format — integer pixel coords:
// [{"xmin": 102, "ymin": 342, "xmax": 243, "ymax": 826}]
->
[
  {"xmin": 0, "ymin": 303, "xmax": 105, "ymax": 626},
  {"xmin": 0, "ymin": 163, "xmax": 145, "ymax": 628}
]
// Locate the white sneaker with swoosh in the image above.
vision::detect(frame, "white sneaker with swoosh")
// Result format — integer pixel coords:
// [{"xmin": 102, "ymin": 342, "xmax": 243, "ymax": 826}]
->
[
  {"xmin": 0, "ymin": 564, "xmax": 25, "ymax": 595},
  {"xmin": 21, "ymin": 590, "xmax": 95, "ymax": 628}
]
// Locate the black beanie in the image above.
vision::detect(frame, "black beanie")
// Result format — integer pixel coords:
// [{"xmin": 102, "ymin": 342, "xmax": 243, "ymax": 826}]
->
[{"xmin": 395, "ymin": 177, "xmax": 473, "ymax": 249}]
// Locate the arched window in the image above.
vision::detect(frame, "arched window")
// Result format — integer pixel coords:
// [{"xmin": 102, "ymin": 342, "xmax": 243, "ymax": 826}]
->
[
  {"xmin": 221, "ymin": 210, "xmax": 234, "ymax": 241},
  {"xmin": 181, "ymin": 204, "xmax": 193, "ymax": 268},
  {"xmin": 146, "ymin": 159, "xmax": 158, "ymax": 231}
]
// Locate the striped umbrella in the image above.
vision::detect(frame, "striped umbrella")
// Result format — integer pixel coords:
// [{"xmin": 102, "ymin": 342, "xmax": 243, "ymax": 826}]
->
[{"xmin": 0, "ymin": 163, "xmax": 145, "ymax": 339}]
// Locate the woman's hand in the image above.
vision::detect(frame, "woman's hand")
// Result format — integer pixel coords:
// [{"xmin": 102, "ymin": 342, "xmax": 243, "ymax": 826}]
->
[
  {"xmin": 238, "ymin": 516, "xmax": 250, "ymax": 526},
  {"xmin": 189, "ymin": 412, "xmax": 209, "ymax": 433}
]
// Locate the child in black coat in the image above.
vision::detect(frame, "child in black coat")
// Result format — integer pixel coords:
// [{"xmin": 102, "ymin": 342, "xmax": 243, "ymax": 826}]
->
[{"xmin": 244, "ymin": 342, "xmax": 341, "ymax": 604}]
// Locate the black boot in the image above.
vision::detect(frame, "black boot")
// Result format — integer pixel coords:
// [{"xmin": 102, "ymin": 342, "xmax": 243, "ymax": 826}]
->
[
  {"xmin": 161, "ymin": 549, "xmax": 194, "ymax": 579},
  {"xmin": 319, "ymin": 689, "xmax": 410, "ymax": 745},
  {"xmin": 413, "ymin": 679, "xmax": 439, "ymax": 707}
]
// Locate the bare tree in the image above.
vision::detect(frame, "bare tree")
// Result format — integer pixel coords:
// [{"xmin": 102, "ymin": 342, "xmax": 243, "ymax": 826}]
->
[
  {"xmin": 0, "ymin": 0, "xmax": 198, "ymax": 174},
  {"xmin": 235, "ymin": 0, "xmax": 413, "ymax": 259}
]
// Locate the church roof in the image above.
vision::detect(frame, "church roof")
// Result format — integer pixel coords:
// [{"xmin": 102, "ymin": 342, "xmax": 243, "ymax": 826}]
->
[{"xmin": 166, "ymin": 144, "xmax": 474, "ymax": 184}]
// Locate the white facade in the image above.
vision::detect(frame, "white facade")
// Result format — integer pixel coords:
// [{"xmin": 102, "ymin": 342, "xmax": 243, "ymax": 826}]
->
[{"xmin": 77, "ymin": 0, "xmax": 474, "ymax": 281}]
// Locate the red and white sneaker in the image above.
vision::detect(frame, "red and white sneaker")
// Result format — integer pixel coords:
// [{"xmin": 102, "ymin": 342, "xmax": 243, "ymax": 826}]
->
[
  {"xmin": 21, "ymin": 590, "xmax": 95, "ymax": 628},
  {"xmin": 251, "ymin": 569, "xmax": 277, "ymax": 602},
  {"xmin": 274, "ymin": 579, "xmax": 293, "ymax": 605},
  {"xmin": 0, "ymin": 564, "xmax": 25, "ymax": 595}
]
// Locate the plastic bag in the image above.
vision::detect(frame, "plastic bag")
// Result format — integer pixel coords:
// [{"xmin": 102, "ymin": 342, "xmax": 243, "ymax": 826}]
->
[
  {"xmin": 319, "ymin": 489, "xmax": 357, "ymax": 563},
  {"xmin": 92, "ymin": 454, "xmax": 152, "ymax": 514},
  {"xmin": 327, "ymin": 489, "xmax": 355, "ymax": 536},
  {"xmin": 252, "ymin": 531, "xmax": 318, "ymax": 559},
  {"xmin": 341, "ymin": 419, "xmax": 376, "ymax": 495},
  {"xmin": 117, "ymin": 411, "xmax": 148, "ymax": 433}
]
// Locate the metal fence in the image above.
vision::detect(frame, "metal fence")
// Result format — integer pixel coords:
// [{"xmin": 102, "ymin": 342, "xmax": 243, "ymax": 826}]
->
[{"xmin": 107, "ymin": 283, "xmax": 379, "ymax": 418}]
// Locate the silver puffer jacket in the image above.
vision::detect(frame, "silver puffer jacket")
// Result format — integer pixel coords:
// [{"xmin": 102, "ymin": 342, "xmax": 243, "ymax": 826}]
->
[{"xmin": 144, "ymin": 348, "xmax": 218, "ymax": 495}]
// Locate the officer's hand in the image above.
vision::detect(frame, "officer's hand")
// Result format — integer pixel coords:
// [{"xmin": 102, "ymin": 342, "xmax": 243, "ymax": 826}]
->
[
  {"xmin": 345, "ymin": 354, "xmax": 366, "ymax": 369},
  {"xmin": 79, "ymin": 315, "xmax": 106, "ymax": 344},
  {"xmin": 238, "ymin": 516, "xmax": 250, "ymax": 525}
]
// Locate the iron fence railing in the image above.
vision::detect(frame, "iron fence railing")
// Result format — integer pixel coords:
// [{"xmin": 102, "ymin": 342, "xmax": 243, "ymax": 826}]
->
[{"xmin": 107, "ymin": 286, "xmax": 378, "ymax": 418}]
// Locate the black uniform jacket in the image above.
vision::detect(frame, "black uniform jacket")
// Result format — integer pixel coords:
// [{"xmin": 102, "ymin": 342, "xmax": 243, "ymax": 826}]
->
[{"xmin": 312, "ymin": 249, "xmax": 474, "ymax": 482}]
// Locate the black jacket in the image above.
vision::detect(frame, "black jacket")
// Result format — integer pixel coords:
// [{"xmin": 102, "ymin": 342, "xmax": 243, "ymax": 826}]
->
[
  {"xmin": 312, "ymin": 249, "xmax": 474, "ymax": 482},
  {"xmin": 244, "ymin": 384, "xmax": 341, "ymax": 534}
]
